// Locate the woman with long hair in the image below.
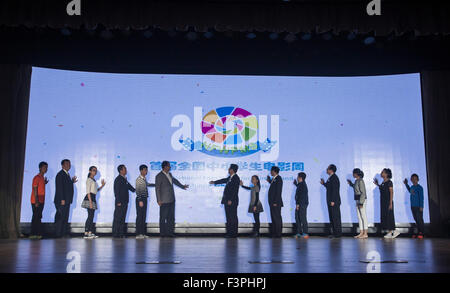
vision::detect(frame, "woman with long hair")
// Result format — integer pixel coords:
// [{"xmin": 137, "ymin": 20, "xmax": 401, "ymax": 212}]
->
[
  {"xmin": 240, "ymin": 175, "xmax": 264, "ymax": 237},
  {"xmin": 82, "ymin": 166, "xmax": 106, "ymax": 239},
  {"xmin": 347, "ymin": 168, "xmax": 368, "ymax": 238}
]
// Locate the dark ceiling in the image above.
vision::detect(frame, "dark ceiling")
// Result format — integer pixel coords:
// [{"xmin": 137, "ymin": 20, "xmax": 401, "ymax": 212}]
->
[{"xmin": 1, "ymin": 0, "xmax": 450, "ymax": 76}]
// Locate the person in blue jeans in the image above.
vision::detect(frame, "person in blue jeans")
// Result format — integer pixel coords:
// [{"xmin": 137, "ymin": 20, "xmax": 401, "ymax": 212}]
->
[{"xmin": 403, "ymin": 174, "xmax": 425, "ymax": 238}]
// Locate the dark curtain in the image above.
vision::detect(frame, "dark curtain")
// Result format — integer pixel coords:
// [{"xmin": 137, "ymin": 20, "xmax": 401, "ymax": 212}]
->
[
  {"xmin": 421, "ymin": 71, "xmax": 450, "ymax": 237},
  {"xmin": 0, "ymin": 64, "xmax": 32, "ymax": 239},
  {"xmin": 1, "ymin": 0, "xmax": 449, "ymax": 35}
]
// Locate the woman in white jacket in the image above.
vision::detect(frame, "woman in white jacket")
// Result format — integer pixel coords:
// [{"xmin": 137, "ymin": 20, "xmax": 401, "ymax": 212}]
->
[
  {"xmin": 82, "ymin": 166, "xmax": 105, "ymax": 239},
  {"xmin": 347, "ymin": 168, "xmax": 368, "ymax": 239}
]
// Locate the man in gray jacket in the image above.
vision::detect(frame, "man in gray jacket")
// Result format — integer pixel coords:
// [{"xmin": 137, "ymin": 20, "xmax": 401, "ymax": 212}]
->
[{"xmin": 155, "ymin": 161, "xmax": 189, "ymax": 237}]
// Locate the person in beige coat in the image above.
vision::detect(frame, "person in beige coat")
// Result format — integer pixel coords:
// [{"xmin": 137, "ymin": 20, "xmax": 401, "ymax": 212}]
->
[{"xmin": 347, "ymin": 168, "xmax": 368, "ymax": 239}]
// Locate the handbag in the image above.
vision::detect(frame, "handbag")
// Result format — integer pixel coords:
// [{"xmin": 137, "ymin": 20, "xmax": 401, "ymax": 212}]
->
[{"xmin": 81, "ymin": 193, "xmax": 97, "ymax": 210}]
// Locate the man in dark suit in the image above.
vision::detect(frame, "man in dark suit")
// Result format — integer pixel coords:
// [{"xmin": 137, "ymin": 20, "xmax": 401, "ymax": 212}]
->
[
  {"xmin": 320, "ymin": 164, "xmax": 342, "ymax": 238},
  {"xmin": 54, "ymin": 159, "xmax": 78, "ymax": 238},
  {"xmin": 267, "ymin": 166, "xmax": 283, "ymax": 238},
  {"xmin": 113, "ymin": 164, "xmax": 136, "ymax": 238},
  {"xmin": 209, "ymin": 164, "xmax": 240, "ymax": 238},
  {"xmin": 155, "ymin": 161, "xmax": 189, "ymax": 237}
]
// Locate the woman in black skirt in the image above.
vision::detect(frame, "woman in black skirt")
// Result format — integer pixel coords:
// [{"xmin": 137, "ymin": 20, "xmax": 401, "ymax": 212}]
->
[
  {"xmin": 240, "ymin": 175, "xmax": 264, "ymax": 237},
  {"xmin": 373, "ymin": 168, "xmax": 400, "ymax": 239}
]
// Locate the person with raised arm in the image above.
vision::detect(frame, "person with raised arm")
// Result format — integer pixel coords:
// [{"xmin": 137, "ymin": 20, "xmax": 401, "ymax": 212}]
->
[
  {"xmin": 209, "ymin": 164, "xmax": 240, "ymax": 238},
  {"xmin": 113, "ymin": 164, "xmax": 135, "ymax": 238},
  {"xmin": 30, "ymin": 161, "xmax": 49, "ymax": 239},
  {"xmin": 374, "ymin": 168, "xmax": 399, "ymax": 239},
  {"xmin": 267, "ymin": 166, "xmax": 283, "ymax": 238},
  {"xmin": 347, "ymin": 168, "xmax": 368, "ymax": 239},
  {"xmin": 155, "ymin": 161, "xmax": 189, "ymax": 237},
  {"xmin": 403, "ymin": 174, "xmax": 425, "ymax": 239},
  {"xmin": 54, "ymin": 159, "xmax": 78, "ymax": 238},
  {"xmin": 320, "ymin": 164, "xmax": 342, "ymax": 238},
  {"xmin": 135, "ymin": 164, "xmax": 155, "ymax": 239},
  {"xmin": 240, "ymin": 175, "xmax": 263, "ymax": 237},
  {"xmin": 82, "ymin": 166, "xmax": 105, "ymax": 239}
]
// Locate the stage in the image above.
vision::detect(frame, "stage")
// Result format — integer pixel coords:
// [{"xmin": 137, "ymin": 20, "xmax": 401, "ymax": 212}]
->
[{"xmin": 1, "ymin": 236, "xmax": 449, "ymax": 273}]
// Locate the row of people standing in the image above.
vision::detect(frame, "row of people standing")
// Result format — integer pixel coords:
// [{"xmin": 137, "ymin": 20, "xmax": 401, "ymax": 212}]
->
[
  {"xmin": 94, "ymin": 161, "xmax": 189, "ymax": 239},
  {"xmin": 28, "ymin": 160, "xmax": 424, "ymax": 239},
  {"xmin": 209, "ymin": 163, "xmax": 425, "ymax": 239},
  {"xmin": 209, "ymin": 164, "xmax": 285, "ymax": 238},
  {"xmin": 29, "ymin": 159, "xmax": 189, "ymax": 239}
]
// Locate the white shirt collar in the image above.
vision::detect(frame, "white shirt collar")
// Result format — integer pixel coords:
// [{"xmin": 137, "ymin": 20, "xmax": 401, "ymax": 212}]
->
[{"xmin": 271, "ymin": 174, "xmax": 279, "ymax": 183}]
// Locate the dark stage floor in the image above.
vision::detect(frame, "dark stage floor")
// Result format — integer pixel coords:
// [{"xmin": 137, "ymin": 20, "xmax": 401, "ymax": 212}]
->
[{"xmin": 0, "ymin": 236, "xmax": 449, "ymax": 273}]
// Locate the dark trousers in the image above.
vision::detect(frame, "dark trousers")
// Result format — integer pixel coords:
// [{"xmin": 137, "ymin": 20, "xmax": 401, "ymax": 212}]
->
[
  {"xmin": 136, "ymin": 198, "xmax": 148, "ymax": 235},
  {"xmin": 270, "ymin": 205, "xmax": 283, "ymax": 237},
  {"xmin": 327, "ymin": 204, "xmax": 342, "ymax": 237},
  {"xmin": 85, "ymin": 208, "xmax": 95, "ymax": 233},
  {"xmin": 31, "ymin": 203, "xmax": 44, "ymax": 236},
  {"xmin": 224, "ymin": 204, "xmax": 238, "ymax": 237},
  {"xmin": 112, "ymin": 204, "xmax": 128, "ymax": 237},
  {"xmin": 380, "ymin": 198, "xmax": 396, "ymax": 231},
  {"xmin": 54, "ymin": 203, "xmax": 70, "ymax": 238},
  {"xmin": 160, "ymin": 202, "xmax": 175, "ymax": 236},
  {"xmin": 252, "ymin": 212, "xmax": 260, "ymax": 234},
  {"xmin": 411, "ymin": 206, "xmax": 425, "ymax": 234},
  {"xmin": 295, "ymin": 205, "xmax": 308, "ymax": 235}
]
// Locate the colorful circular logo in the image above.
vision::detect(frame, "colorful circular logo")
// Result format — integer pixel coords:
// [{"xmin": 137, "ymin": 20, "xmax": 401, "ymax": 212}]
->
[{"xmin": 201, "ymin": 106, "xmax": 258, "ymax": 150}]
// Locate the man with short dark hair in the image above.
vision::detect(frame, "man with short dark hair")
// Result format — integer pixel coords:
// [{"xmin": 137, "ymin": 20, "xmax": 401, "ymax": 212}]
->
[
  {"xmin": 30, "ymin": 161, "xmax": 49, "ymax": 239},
  {"xmin": 267, "ymin": 166, "xmax": 283, "ymax": 238},
  {"xmin": 135, "ymin": 164, "xmax": 155, "ymax": 239},
  {"xmin": 155, "ymin": 161, "xmax": 189, "ymax": 237},
  {"xmin": 113, "ymin": 165, "xmax": 136, "ymax": 238},
  {"xmin": 54, "ymin": 159, "xmax": 78, "ymax": 238},
  {"xmin": 209, "ymin": 164, "xmax": 240, "ymax": 238},
  {"xmin": 320, "ymin": 164, "xmax": 342, "ymax": 238}
]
